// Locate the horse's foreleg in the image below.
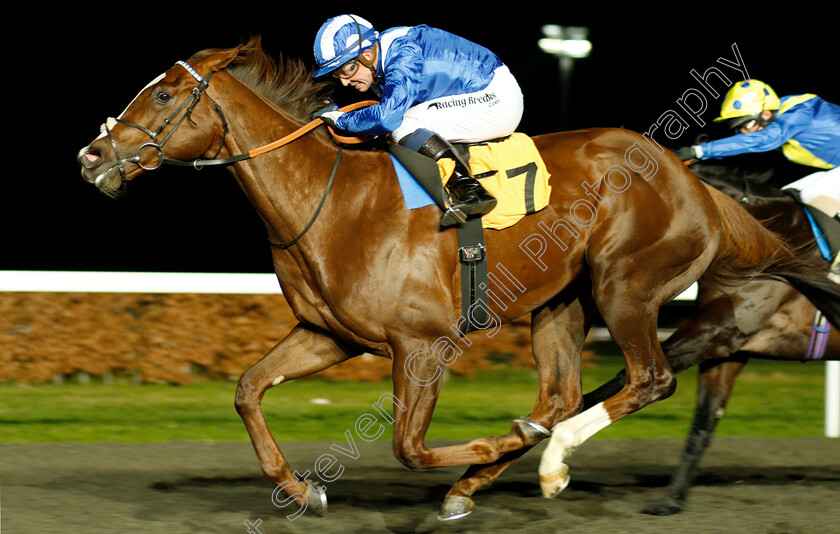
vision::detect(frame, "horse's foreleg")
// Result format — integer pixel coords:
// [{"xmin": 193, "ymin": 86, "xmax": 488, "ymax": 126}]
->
[
  {"xmin": 235, "ymin": 323, "xmax": 355, "ymax": 518},
  {"xmin": 439, "ymin": 290, "xmax": 594, "ymax": 520},
  {"xmin": 643, "ymin": 356, "xmax": 747, "ymax": 515},
  {"xmin": 388, "ymin": 335, "xmax": 544, "ymax": 472},
  {"xmin": 664, "ymin": 280, "xmax": 791, "ymax": 372}
]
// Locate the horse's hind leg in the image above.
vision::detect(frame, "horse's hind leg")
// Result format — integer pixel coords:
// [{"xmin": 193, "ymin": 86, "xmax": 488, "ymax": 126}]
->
[
  {"xmin": 579, "ymin": 282, "xmax": 788, "ymax": 409},
  {"xmin": 439, "ymin": 288, "xmax": 595, "ymax": 520},
  {"xmin": 538, "ymin": 224, "xmax": 717, "ymax": 497},
  {"xmin": 235, "ymin": 323, "xmax": 356, "ymax": 518},
  {"xmin": 577, "ymin": 295, "xmax": 749, "ymax": 411},
  {"xmin": 539, "ymin": 304, "xmax": 674, "ymax": 497},
  {"xmin": 643, "ymin": 356, "xmax": 747, "ymax": 515}
]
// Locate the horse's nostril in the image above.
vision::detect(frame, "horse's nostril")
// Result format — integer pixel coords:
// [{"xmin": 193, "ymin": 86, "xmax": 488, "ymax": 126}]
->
[{"xmin": 78, "ymin": 147, "xmax": 102, "ymax": 169}]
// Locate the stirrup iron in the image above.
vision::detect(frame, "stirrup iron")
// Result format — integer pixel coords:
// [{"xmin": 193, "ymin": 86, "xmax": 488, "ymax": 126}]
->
[{"xmin": 440, "ymin": 205, "xmax": 467, "ymax": 226}]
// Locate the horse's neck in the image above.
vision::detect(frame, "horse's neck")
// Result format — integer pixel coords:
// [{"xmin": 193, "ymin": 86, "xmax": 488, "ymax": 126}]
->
[
  {"xmin": 213, "ymin": 76, "xmax": 350, "ymax": 245},
  {"xmin": 212, "ymin": 77, "xmax": 424, "ymax": 306},
  {"xmin": 231, "ymin": 134, "xmax": 341, "ymax": 239}
]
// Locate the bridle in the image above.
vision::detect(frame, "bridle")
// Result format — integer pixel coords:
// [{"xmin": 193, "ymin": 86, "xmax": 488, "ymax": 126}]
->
[
  {"xmin": 100, "ymin": 61, "xmax": 229, "ymax": 186},
  {"xmin": 96, "ymin": 60, "xmax": 375, "ymax": 247}
]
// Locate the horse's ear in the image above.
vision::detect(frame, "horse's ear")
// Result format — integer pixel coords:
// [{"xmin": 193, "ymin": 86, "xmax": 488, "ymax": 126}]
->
[{"xmin": 194, "ymin": 45, "xmax": 243, "ymax": 74}]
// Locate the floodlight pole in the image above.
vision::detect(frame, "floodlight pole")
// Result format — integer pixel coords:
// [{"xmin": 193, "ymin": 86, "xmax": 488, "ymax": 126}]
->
[
  {"xmin": 538, "ymin": 25, "xmax": 591, "ymax": 131},
  {"xmin": 558, "ymin": 55, "xmax": 574, "ymax": 130}
]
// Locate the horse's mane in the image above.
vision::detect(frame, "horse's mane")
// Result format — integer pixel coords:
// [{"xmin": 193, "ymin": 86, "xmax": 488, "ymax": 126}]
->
[{"xmin": 191, "ymin": 35, "xmax": 333, "ymax": 126}]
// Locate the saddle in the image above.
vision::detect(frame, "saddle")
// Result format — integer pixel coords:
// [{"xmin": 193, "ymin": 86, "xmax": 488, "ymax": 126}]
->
[{"xmin": 388, "ymin": 134, "xmax": 551, "ymax": 335}]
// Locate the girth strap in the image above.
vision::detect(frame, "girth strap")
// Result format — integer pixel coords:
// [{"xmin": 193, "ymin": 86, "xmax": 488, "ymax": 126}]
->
[
  {"xmin": 387, "ymin": 143, "xmax": 490, "ymax": 334},
  {"xmin": 456, "ymin": 219, "xmax": 489, "ymax": 335}
]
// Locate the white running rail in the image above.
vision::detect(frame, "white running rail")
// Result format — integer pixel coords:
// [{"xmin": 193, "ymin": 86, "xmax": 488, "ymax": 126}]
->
[{"xmin": 1, "ymin": 270, "xmax": 835, "ymax": 437}]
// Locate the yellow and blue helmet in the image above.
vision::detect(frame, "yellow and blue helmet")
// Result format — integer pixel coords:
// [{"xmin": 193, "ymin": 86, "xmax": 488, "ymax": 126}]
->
[
  {"xmin": 714, "ymin": 80, "xmax": 781, "ymax": 129},
  {"xmin": 313, "ymin": 15, "xmax": 378, "ymax": 78}
]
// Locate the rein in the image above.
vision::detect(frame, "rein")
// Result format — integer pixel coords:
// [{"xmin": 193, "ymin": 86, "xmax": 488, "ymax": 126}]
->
[
  {"xmin": 105, "ymin": 60, "xmax": 376, "ymax": 171},
  {"xmin": 164, "ymin": 98, "xmax": 377, "ymax": 169},
  {"xmin": 268, "ymin": 145, "xmax": 343, "ymax": 248}
]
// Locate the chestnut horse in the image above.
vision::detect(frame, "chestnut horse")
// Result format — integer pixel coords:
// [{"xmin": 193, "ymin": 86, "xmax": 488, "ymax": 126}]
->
[{"xmin": 76, "ymin": 38, "xmax": 839, "ymax": 519}]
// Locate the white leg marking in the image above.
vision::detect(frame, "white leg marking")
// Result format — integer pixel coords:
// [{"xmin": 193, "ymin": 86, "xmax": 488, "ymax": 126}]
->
[
  {"xmin": 539, "ymin": 402, "xmax": 612, "ymax": 476},
  {"xmin": 271, "ymin": 375, "xmax": 286, "ymax": 387}
]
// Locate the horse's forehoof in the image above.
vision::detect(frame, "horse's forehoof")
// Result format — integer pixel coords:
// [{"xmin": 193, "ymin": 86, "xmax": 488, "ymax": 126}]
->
[
  {"xmin": 437, "ymin": 495, "xmax": 474, "ymax": 521},
  {"xmin": 539, "ymin": 465, "xmax": 570, "ymax": 498},
  {"xmin": 304, "ymin": 478, "xmax": 328, "ymax": 517},
  {"xmin": 641, "ymin": 495, "xmax": 684, "ymax": 516},
  {"xmin": 512, "ymin": 417, "xmax": 551, "ymax": 444}
]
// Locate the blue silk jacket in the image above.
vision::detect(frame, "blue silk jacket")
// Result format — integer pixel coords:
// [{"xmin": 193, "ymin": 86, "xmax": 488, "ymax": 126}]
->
[{"xmin": 335, "ymin": 25, "xmax": 504, "ymax": 136}]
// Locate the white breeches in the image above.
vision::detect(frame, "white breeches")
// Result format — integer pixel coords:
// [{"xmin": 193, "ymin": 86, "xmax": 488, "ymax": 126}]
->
[
  {"xmin": 390, "ymin": 65, "xmax": 524, "ymax": 144},
  {"xmin": 783, "ymin": 166, "xmax": 840, "ymax": 207}
]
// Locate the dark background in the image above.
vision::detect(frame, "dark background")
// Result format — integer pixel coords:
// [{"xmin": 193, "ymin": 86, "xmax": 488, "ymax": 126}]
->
[{"xmin": 9, "ymin": 6, "xmax": 836, "ymax": 274}]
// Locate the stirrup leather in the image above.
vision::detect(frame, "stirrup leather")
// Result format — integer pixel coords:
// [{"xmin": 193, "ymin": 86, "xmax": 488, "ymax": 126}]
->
[{"xmin": 412, "ymin": 132, "xmax": 496, "ymax": 226}]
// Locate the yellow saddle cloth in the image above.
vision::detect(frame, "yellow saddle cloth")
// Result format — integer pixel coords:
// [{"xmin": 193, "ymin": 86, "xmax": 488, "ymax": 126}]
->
[{"xmin": 437, "ymin": 133, "xmax": 552, "ymax": 230}]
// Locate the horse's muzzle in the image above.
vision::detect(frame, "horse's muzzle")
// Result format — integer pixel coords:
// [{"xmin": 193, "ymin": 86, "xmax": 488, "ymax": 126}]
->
[
  {"xmin": 77, "ymin": 146, "xmax": 102, "ymax": 183},
  {"xmin": 77, "ymin": 144, "xmax": 129, "ymax": 195}
]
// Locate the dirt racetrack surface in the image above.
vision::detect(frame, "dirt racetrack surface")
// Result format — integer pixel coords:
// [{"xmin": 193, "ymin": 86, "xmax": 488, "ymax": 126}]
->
[{"xmin": 3, "ymin": 437, "xmax": 838, "ymax": 534}]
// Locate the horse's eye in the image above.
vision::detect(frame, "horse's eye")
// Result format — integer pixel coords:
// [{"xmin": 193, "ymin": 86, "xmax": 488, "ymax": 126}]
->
[{"xmin": 155, "ymin": 90, "xmax": 172, "ymax": 103}]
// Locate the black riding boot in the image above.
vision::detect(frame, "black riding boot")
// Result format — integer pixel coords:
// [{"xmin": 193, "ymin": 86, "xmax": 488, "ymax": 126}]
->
[
  {"xmin": 402, "ymin": 130, "xmax": 497, "ymax": 227},
  {"xmin": 442, "ymin": 171, "xmax": 498, "ymax": 225}
]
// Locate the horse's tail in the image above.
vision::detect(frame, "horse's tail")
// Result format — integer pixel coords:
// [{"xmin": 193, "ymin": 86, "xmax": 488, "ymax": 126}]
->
[{"xmin": 704, "ymin": 183, "xmax": 840, "ymax": 329}]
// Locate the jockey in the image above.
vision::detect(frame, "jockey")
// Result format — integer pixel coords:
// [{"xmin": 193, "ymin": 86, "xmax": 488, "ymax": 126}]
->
[
  {"xmin": 312, "ymin": 14, "xmax": 525, "ymax": 226},
  {"xmin": 677, "ymin": 80, "xmax": 840, "ymax": 220}
]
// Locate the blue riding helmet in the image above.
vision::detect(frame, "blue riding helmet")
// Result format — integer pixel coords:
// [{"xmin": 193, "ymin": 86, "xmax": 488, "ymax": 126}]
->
[{"xmin": 313, "ymin": 14, "xmax": 378, "ymax": 78}]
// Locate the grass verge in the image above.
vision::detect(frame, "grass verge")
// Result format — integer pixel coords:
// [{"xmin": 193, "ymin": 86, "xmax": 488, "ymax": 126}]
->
[{"xmin": 0, "ymin": 359, "xmax": 831, "ymax": 443}]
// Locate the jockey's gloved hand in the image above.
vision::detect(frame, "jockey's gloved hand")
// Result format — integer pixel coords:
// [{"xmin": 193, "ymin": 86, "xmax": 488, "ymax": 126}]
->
[
  {"xmin": 675, "ymin": 146, "xmax": 702, "ymax": 162},
  {"xmin": 314, "ymin": 103, "xmax": 343, "ymax": 129}
]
